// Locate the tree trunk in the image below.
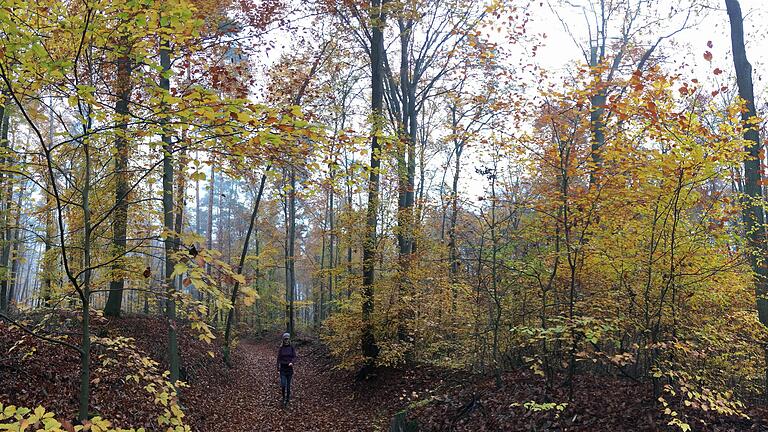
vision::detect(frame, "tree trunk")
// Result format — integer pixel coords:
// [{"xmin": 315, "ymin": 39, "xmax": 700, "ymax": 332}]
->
[
  {"xmin": 223, "ymin": 170, "xmax": 268, "ymax": 363},
  {"xmin": 726, "ymin": 0, "xmax": 768, "ymax": 396},
  {"xmin": 7, "ymin": 179, "xmax": 25, "ymax": 310},
  {"xmin": 78, "ymin": 102, "xmax": 95, "ymax": 421},
  {"xmin": 328, "ymin": 176, "xmax": 335, "ymax": 317},
  {"xmin": 207, "ymin": 165, "xmax": 215, "ymax": 261},
  {"xmin": 726, "ymin": 0, "xmax": 768, "ymax": 326},
  {"xmin": 0, "ymin": 105, "xmax": 9, "ymax": 312},
  {"xmin": 588, "ymin": 47, "xmax": 606, "ymax": 186},
  {"xmin": 287, "ymin": 168, "xmax": 296, "ymax": 335},
  {"xmin": 105, "ymin": 46, "xmax": 132, "ymax": 317},
  {"xmin": 319, "ymin": 196, "xmax": 327, "ymax": 323},
  {"xmin": 393, "ymin": 20, "xmax": 416, "ymax": 343},
  {"xmin": 360, "ymin": 0, "xmax": 386, "ymax": 372},
  {"xmin": 160, "ymin": 34, "xmax": 180, "ymax": 385},
  {"xmin": 447, "ymin": 103, "xmax": 465, "ymax": 314}
]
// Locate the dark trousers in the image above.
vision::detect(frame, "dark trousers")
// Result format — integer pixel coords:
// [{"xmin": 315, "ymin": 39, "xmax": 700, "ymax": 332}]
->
[{"xmin": 279, "ymin": 368, "xmax": 293, "ymax": 402}]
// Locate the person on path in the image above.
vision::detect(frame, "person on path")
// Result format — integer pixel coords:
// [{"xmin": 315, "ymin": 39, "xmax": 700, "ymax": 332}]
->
[{"xmin": 277, "ymin": 332, "xmax": 296, "ymax": 407}]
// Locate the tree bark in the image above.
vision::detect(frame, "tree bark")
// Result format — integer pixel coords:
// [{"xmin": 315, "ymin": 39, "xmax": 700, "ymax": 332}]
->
[
  {"xmin": 360, "ymin": 0, "xmax": 386, "ymax": 371},
  {"xmin": 726, "ymin": 0, "xmax": 768, "ymax": 325},
  {"xmin": 105, "ymin": 45, "xmax": 132, "ymax": 317},
  {"xmin": 287, "ymin": 168, "xmax": 296, "ymax": 335},
  {"xmin": 726, "ymin": 0, "xmax": 768, "ymax": 395},
  {"xmin": 0, "ymin": 104, "xmax": 9, "ymax": 311},
  {"xmin": 160, "ymin": 33, "xmax": 180, "ymax": 385},
  {"xmin": 223, "ymin": 170, "xmax": 269, "ymax": 365},
  {"xmin": 7, "ymin": 179, "xmax": 25, "ymax": 310},
  {"xmin": 328, "ymin": 173, "xmax": 335, "ymax": 317},
  {"xmin": 588, "ymin": 47, "xmax": 606, "ymax": 186}
]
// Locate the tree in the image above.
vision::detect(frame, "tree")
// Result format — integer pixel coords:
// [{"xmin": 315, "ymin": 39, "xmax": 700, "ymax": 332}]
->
[
  {"xmin": 360, "ymin": 0, "xmax": 387, "ymax": 374},
  {"xmin": 104, "ymin": 27, "xmax": 134, "ymax": 317},
  {"xmin": 725, "ymin": 0, "xmax": 768, "ymax": 391}
]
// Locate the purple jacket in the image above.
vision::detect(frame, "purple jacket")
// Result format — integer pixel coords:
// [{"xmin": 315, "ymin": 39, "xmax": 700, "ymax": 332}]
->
[{"xmin": 277, "ymin": 344, "xmax": 296, "ymax": 371}]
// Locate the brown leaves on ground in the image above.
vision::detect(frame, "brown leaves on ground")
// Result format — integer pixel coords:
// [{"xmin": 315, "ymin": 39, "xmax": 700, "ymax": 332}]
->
[
  {"xmin": 3, "ymin": 315, "xmax": 768, "ymax": 431},
  {"xmin": 0, "ymin": 315, "xmax": 420, "ymax": 431},
  {"xmin": 409, "ymin": 370, "xmax": 768, "ymax": 432}
]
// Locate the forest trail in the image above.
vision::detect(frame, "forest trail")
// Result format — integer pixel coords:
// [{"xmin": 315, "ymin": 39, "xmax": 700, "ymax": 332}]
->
[{"xmin": 188, "ymin": 338, "xmax": 390, "ymax": 432}]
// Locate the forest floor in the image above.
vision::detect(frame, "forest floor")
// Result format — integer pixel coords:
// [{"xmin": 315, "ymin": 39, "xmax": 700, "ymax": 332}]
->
[
  {"xmin": 3, "ymin": 315, "xmax": 768, "ymax": 431},
  {"xmin": 0, "ymin": 315, "xmax": 432, "ymax": 431},
  {"xmin": 182, "ymin": 337, "xmax": 424, "ymax": 431}
]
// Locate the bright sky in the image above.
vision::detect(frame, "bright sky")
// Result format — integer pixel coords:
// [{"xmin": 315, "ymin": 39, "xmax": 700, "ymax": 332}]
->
[
  {"xmin": 249, "ymin": 0, "xmax": 768, "ymax": 203},
  {"xmin": 533, "ymin": 0, "xmax": 768, "ymax": 100}
]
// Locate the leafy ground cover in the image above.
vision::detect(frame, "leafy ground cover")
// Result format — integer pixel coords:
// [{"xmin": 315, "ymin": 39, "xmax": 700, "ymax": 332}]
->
[{"xmin": 2, "ymin": 315, "xmax": 767, "ymax": 431}]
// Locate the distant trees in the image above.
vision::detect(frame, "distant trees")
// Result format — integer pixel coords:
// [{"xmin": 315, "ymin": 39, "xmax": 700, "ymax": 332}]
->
[
  {"xmin": 5, "ymin": 0, "xmax": 768, "ymax": 428},
  {"xmin": 0, "ymin": 0, "xmax": 304, "ymax": 421}
]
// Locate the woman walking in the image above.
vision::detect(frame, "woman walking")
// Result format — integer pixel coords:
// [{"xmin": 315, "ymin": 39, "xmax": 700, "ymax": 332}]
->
[{"xmin": 277, "ymin": 332, "xmax": 296, "ymax": 407}]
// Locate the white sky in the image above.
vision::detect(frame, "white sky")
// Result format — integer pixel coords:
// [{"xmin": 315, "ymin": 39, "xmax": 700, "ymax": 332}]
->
[
  {"xmin": 248, "ymin": 0, "xmax": 768, "ymax": 203},
  {"xmin": 532, "ymin": 0, "xmax": 768, "ymax": 98}
]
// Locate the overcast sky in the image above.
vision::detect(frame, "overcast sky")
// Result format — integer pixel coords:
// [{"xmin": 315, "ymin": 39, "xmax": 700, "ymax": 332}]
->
[
  {"xmin": 250, "ymin": 0, "xmax": 768, "ymax": 201},
  {"xmin": 532, "ymin": 0, "xmax": 768, "ymax": 99}
]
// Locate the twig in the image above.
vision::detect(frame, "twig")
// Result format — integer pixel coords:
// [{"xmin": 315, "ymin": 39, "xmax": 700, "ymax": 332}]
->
[{"xmin": 0, "ymin": 311, "xmax": 83, "ymax": 354}]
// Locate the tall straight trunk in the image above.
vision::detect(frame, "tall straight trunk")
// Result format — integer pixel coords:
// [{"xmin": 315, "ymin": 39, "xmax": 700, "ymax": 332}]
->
[
  {"xmin": 319, "ymin": 197, "xmax": 327, "ymax": 323},
  {"xmin": 0, "ymin": 180, "xmax": 13, "ymax": 312},
  {"xmin": 488, "ymin": 162, "xmax": 502, "ymax": 389},
  {"xmin": 0, "ymin": 106, "xmax": 9, "ymax": 311},
  {"xmin": 346, "ymin": 180, "xmax": 354, "ymax": 299},
  {"xmin": 726, "ymin": 0, "xmax": 768, "ymax": 395},
  {"xmin": 195, "ymin": 151, "xmax": 201, "ymax": 234},
  {"xmin": 283, "ymin": 178, "xmax": 290, "ymax": 331},
  {"xmin": 254, "ymin": 233, "xmax": 262, "ymax": 332},
  {"xmin": 287, "ymin": 168, "xmax": 296, "ymax": 335},
  {"xmin": 39, "ymin": 99, "xmax": 54, "ymax": 307},
  {"xmin": 726, "ymin": 0, "xmax": 768, "ymax": 326},
  {"xmin": 105, "ymin": 47, "xmax": 132, "ymax": 317},
  {"xmin": 174, "ymin": 145, "xmax": 187, "ymax": 275},
  {"xmin": 392, "ymin": 20, "xmax": 418, "ymax": 343},
  {"xmin": 448, "ymin": 129, "xmax": 463, "ymax": 312},
  {"xmin": 204, "ymin": 165, "xmax": 214, "ymax": 315},
  {"xmin": 7, "ymin": 179, "xmax": 25, "ymax": 310},
  {"xmin": 160, "ymin": 35, "xmax": 179, "ymax": 385},
  {"xmin": 588, "ymin": 47, "xmax": 606, "ymax": 186},
  {"xmin": 42, "ymin": 189, "xmax": 54, "ymax": 306},
  {"xmin": 206, "ymin": 166, "xmax": 215, "ymax": 268},
  {"xmin": 360, "ymin": 0, "xmax": 386, "ymax": 369},
  {"xmin": 78, "ymin": 119, "xmax": 94, "ymax": 422},
  {"xmin": 327, "ymin": 178, "xmax": 335, "ymax": 316}
]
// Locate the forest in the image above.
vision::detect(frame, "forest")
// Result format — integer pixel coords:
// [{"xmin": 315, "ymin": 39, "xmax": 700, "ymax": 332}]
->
[{"xmin": 2, "ymin": 0, "xmax": 768, "ymax": 430}]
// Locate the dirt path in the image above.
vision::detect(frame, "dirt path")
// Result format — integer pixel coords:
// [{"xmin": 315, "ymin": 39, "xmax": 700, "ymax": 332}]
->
[{"xmin": 187, "ymin": 339, "xmax": 396, "ymax": 432}]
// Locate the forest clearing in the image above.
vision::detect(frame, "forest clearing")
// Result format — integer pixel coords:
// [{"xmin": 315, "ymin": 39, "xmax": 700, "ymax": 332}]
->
[{"xmin": 3, "ymin": 0, "xmax": 768, "ymax": 430}]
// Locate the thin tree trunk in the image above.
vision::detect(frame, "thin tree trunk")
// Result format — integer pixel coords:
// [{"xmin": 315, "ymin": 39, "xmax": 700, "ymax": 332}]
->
[
  {"xmin": 160, "ymin": 34, "xmax": 179, "ymax": 385},
  {"xmin": 0, "ymin": 104, "xmax": 11, "ymax": 311},
  {"xmin": 223, "ymin": 170, "xmax": 269, "ymax": 364},
  {"xmin": 448, "ymin": 105, "xmax": 463, "ymax": 313},
  {"xmin": 319, "ymin": 196, "xmax": 327, "ymax": 323},
  {"xmin": 78, "ymin": 98, "xmax": 95, "ymax": 421},
  {"xmin": 7, "ymin": 179, "xmax": 25, "ymax": 310},
  {"xmin": 328, "ymin": 176, "xmax": 335, "ymax": 316},
  {"xmin": 287, "ymin": 168, "xmax": 296, "ymax": 335}
]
